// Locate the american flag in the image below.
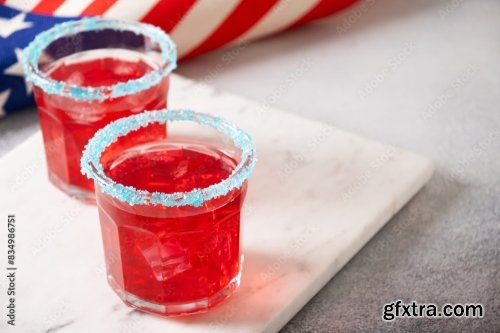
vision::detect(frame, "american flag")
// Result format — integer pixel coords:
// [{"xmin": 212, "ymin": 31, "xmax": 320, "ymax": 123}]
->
[{"xmin": 0, "ymin": 0, "xmax": 357, "ymax": 116}]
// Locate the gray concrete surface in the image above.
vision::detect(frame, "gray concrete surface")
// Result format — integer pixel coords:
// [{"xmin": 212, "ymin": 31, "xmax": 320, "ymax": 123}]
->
[{"xmin": 1, "ymin": 0, "xmax": 499, "ymax": 332}]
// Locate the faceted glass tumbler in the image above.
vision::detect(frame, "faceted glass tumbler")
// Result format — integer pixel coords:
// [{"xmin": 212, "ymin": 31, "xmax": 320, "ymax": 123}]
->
[
  {"xmin": 22, "ymin": 17, "xmax": 177, "ymax": 202},
  {"xmin": 81, "ymin": 109, "xmax": 257, "ymax": 316}
]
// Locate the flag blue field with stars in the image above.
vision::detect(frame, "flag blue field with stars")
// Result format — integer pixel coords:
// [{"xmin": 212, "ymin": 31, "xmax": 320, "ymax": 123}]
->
[{"xmin": 0, "ymin": 5, "xmax": 76, "ymax": 117}]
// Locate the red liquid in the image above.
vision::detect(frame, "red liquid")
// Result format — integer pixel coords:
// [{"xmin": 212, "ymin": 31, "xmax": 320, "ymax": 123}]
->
[
  {"xmin": 96, "ymin": 143, "xmax": 246, "ymax": 315},
  {"xmin": 34, "ymin": 52, "xmax": 169, "ymax": 199}
]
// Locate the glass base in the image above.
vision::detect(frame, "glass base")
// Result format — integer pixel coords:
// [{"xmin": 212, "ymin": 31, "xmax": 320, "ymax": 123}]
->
[
  {"xmin": 108, "ymin": 271, "xmax": 241, "ymax": 316},
  {"xmin": 48, "ymin": 172, "xmax": 95, "ymax": 203}
]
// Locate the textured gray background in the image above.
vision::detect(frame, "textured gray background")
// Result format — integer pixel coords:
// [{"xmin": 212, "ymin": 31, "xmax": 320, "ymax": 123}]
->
[{"xmin": 1, "ymin": 0, "xmax": 499, "ymax": 332}]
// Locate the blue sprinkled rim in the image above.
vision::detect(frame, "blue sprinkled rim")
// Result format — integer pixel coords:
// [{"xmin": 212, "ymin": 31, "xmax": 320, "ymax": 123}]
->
[
  {"xmin": 81, "ymin": 109, "xmax": 257, "ymax": 207},
  {"xmin": 22, "ymin": 17, "xmax": 177, "ymax": 101}
]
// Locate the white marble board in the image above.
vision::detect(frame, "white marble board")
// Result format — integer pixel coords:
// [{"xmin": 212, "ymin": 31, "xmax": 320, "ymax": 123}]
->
[{"xmin": 0, "ymin": 75, "xmax": 433, "ymax": 333}]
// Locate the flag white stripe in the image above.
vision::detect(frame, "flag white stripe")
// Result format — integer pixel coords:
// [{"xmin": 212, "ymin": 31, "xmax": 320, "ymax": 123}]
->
[
  {"xmin": 103, "ymin": 0, "xmax": 160, "ymax": 20},
  {"xmin": 170, "ymin": 0, "xmax": 242, "ymax": 58},
  {"xmin": 5, "ymin": 0, "xmax": 42, "ymax": 11},
  {"xmin": 237, "ymin": 0, "xmax": 321, "ymax": 43},
  {"xmin": 54, "ymin": 0, "xmax": 94, "ymax": 16}
]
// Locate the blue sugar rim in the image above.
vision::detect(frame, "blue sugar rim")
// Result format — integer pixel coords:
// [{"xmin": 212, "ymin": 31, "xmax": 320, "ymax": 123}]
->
[
  {"xmin": 81, "ymin": 109, "xmax": 257, "ymax": 207},
  {"xmin": 22, "ymin": 17, "xmax": 177, "ymax": 101}
]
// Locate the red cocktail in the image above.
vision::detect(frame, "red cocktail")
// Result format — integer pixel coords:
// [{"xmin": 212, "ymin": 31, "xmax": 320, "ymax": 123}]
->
[
  {"xmin": 81, "ymin": 110, "xmax": 257, "ymax": 316},
  {"xmin": 23, "ymin": 18, "xmax": 177, "ymax": 202}
]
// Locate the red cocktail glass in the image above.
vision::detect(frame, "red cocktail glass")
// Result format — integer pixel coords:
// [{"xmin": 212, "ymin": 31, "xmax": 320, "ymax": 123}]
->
[
  {"xmin": 22, "ymin": 18, "xmax": 177, "ymax": 202},
  {"xmin": 81, "ymin": 109, "xmax": 257, "ymax": 316}
]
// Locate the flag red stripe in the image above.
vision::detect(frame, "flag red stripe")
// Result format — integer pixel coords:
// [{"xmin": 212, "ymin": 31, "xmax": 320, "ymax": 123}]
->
[
  {"xmin": 32, "ymin": 0, "xmax": 66, "ymax": 14},
  {"xmin": 141, "ymin": 0, "xmax": 198, "ymax": 33},
  {"xmin": 81, "ymin": 0, "xmax": 118, "ymax": 16},
  {"xmin": 290, "ymin": 0, "xmax": 358, "ymax": 28},
  {"xmin": 181, "ymin": 0, "xmax": 279, "ymax": 60}
]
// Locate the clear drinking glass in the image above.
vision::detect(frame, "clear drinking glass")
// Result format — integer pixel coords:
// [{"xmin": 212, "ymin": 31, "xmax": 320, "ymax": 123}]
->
[
  {"xmin": 22, "ymin": 17, "xmax": 177, "ymax": 202},
  {"xmin": 80, "ymin": 109, "xmax": 257, "ymax": 316}
]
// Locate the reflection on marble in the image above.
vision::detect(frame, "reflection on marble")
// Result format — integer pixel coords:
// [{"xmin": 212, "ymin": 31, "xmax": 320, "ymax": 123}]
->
[{"xmin": 0, "ymin": 75, "xmax": 432, "ymax": 333}]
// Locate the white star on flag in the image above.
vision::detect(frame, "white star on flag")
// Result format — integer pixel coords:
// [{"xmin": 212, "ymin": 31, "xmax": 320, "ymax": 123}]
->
[
  {"xmin": 0, "ymin": 89, "xmax": 11, "ymax": 117},
  {"xmin": 4, "ymin": 48, "xmax": 33, "ymax": 95},
  {"xmin": 0, "ymin": 13, "xmax": 33, "ymax": 38}
]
